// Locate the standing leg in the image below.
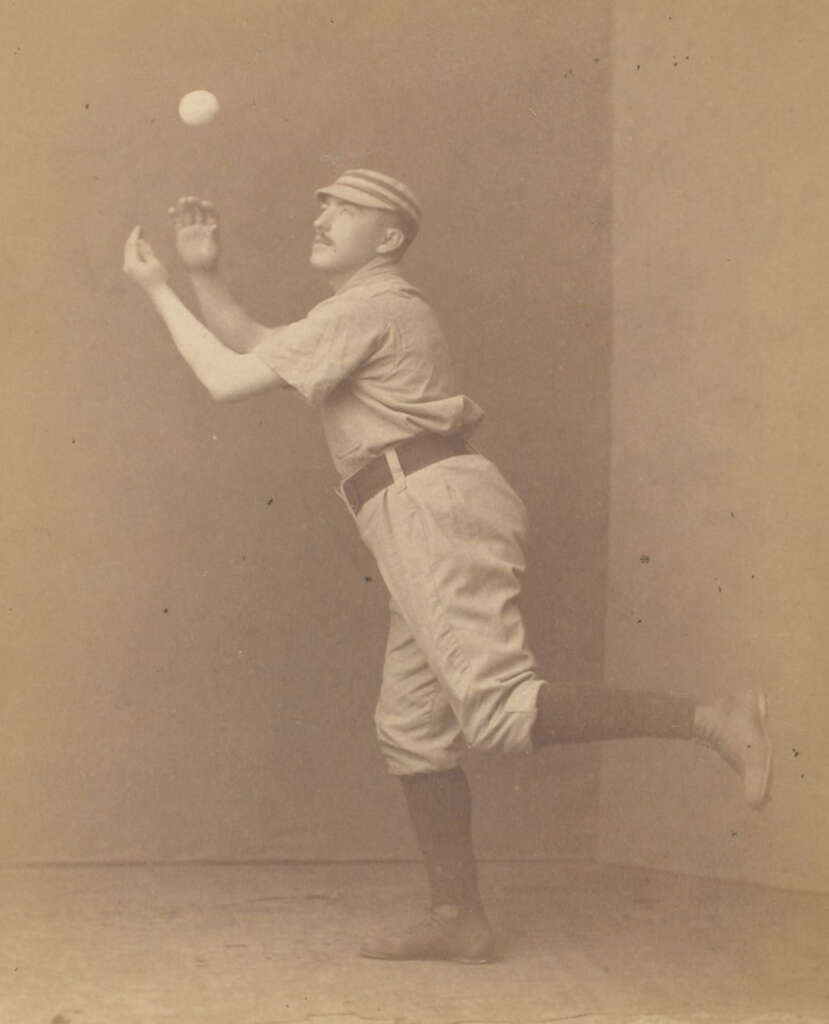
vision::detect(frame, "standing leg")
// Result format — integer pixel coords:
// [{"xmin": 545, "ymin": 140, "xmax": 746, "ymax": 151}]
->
[
  {"xmin": 401, "ymin": 767, "xmax": 481, "ymax": 911},
  {"xmin": 361, "ymin": 766, "xmax": 496, "ymax": 962},
  {"xmin": 362, "ymin": 599, "xmax": 495, "ymax": 962}
]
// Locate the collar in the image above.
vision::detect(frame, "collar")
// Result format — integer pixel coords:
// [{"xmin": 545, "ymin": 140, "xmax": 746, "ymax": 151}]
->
[{"xmin": 332, "ymin": 257, "xmax": 416, "ymax": 297}]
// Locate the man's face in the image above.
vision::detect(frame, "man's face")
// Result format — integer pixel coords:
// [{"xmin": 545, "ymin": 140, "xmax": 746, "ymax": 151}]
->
[{"xmin": 310, "ymin": 196, "xmax": 393, "ymax": 278}]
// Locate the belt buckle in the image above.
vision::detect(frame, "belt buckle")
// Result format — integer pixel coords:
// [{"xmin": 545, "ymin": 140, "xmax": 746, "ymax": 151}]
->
[{"xmin": 341, "ymin": 476, "xmax": 361, "ymax": 515}]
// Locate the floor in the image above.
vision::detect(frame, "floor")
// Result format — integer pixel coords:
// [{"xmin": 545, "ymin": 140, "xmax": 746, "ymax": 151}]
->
[{"xmin": 2, "ymin": 861, "xmax": 827, "ymax": 1024}]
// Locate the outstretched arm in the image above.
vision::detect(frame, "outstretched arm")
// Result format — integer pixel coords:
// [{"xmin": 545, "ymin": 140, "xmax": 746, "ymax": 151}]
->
[
  {"xmin": 123, "ymin": 226, "xmax": 284, "ymax": 402},
  {"xmin": 169, "ymin": 196, "xmax": 269, "ymax": 354}
]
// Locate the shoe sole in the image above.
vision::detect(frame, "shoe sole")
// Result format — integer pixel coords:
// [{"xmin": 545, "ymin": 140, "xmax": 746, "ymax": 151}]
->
[
  {"xmin": 749, "ymin": 691, "xmax": 773, "ymax": 809},
  {"xmin": 360, "ymin": 950, "xmax": 497, "ymax": 965}
]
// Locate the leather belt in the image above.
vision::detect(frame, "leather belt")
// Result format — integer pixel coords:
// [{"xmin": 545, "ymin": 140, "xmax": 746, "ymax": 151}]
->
[{"xmin": 341, "ymin": 434, "xmax": 475, "ymax": 515}]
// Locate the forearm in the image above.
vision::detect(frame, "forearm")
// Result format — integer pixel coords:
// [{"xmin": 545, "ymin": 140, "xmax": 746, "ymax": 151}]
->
[
  {"xmin": 146, "ymin": 283, "xmax": 283, "ymax": 401},
  {"xmin": 188, "ymin": 268, "xmax": 269, "ymax": 353}
]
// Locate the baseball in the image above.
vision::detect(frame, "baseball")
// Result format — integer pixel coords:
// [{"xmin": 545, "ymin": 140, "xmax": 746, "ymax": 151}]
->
[{"xmin": 178, "ymin": 90, "xmax": 220, "ymax": 126}]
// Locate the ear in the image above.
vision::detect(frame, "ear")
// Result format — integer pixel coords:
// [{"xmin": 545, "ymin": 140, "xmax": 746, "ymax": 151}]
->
[{"xmin": 376, "ymin": 225, "xmax": 405, "ymax": 256}]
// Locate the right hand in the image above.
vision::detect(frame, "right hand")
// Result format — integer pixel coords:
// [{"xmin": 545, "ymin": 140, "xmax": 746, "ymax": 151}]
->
[
  {"xmin": 169, "ymin": 196, "xmax": 221, "ymax": 272},
  {"xmin": 123, "ymin": 225, "xmax": 168, "ymax": 292}
]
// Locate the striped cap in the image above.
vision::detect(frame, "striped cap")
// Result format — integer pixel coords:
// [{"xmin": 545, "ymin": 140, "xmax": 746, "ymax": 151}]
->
[{"xmin": 315, "ymin": 169, "xmax": 422, "ymax": 229}]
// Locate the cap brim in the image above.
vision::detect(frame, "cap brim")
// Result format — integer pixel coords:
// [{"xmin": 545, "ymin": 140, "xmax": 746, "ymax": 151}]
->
[{"xmin": 315, "ymin": 183, "xmax": 397, "ymax": 212}]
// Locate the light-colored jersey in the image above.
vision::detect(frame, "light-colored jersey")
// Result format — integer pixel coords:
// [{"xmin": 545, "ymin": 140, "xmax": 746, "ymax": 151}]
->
[{"xmin": 253, "ymin": 260, "xmax": 484, "ymax": 478}]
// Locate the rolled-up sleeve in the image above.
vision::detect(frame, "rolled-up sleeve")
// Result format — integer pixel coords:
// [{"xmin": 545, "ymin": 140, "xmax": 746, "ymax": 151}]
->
[{"xmin": 253, "ymin": 302, "xmax": 386, "ymax": 406}]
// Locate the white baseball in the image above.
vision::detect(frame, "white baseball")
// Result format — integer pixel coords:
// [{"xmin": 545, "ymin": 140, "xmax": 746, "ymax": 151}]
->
[{"xmin": 178, "ymin": 90, "xmax": 220, "ymax": 126}]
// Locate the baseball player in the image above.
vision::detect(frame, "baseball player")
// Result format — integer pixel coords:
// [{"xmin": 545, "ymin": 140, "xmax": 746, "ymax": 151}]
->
[{"xmin": 123, "ymin": 169, "xmax": 772, "ymax": 964}]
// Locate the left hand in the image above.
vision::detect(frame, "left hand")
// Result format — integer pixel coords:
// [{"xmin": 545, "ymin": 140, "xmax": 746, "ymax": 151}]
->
[
  {"xmin": 169, "ymin": 196, "xmax": 221, "ymax": 273},
  {"xmin": 123, "ymin": 226, "xmax": 168, "ymax": 292}
]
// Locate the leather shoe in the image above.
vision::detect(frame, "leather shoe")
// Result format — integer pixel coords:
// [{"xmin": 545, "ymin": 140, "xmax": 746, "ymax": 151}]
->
[
  {"xmin": 360, "ymin": 903, "xmax": 496, "ymax": 963},
  {"xmin": 694, "ymin": 690, "xmax": 772, "ymax": 808}
]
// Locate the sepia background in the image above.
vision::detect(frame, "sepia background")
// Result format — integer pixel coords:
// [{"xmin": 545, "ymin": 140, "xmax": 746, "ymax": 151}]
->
[{"xmin": 1, "ymin": 0, "xmax": 827, "ymax": 895}]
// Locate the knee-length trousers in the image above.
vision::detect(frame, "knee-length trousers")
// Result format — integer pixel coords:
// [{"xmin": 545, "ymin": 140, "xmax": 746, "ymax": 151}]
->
[{"xmin": 352, "ymin": 451, "xmax": 546, "ymax": 775}]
